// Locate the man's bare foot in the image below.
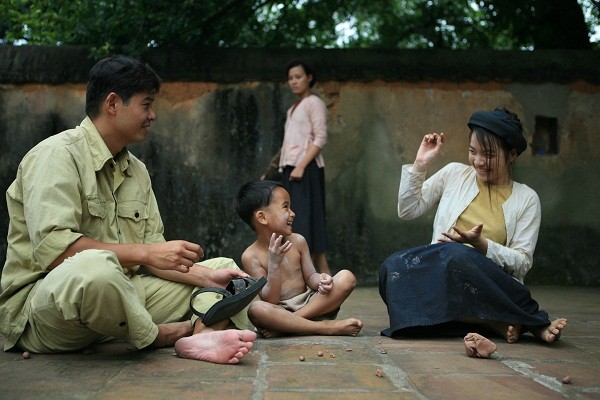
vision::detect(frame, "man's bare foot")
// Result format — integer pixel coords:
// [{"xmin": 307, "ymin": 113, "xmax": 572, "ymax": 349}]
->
[
  {"xmin": 464, "ymin": 332, "xmax": 497, "ymax": 358},
  {"xmin": 174, "ymin": 329, "xmax": 257, "ymax": 364},
  {"xmin": 325, "ymin": 318, "xmax": 363, "ymax": 336},
  {"xmin": 528, "ymin": 318, "xmax": 567, "ymax": 343},
  {"xmin": 152, "ymin": 321, "xmax": 194, "ymax": 348}
]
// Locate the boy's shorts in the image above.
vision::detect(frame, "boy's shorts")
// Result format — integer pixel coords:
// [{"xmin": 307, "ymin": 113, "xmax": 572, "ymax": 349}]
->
[{"xmin": 278, "ymin": 287, "xmax": 339, "ymax": 321}]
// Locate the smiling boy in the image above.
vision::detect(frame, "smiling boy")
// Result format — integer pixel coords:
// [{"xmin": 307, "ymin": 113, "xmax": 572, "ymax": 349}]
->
[{"xmin": 236, "ymin": 180, "xmax": 362, "ymax": 337}]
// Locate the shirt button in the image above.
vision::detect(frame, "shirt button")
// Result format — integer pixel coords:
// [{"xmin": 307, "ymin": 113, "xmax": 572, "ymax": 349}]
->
[{"xmin": 134, "ymin": 212, "xmax": 140, "ymax": 218}]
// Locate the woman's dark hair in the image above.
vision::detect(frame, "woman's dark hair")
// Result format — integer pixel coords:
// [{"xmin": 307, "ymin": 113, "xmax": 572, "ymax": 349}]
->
[
  {"xmin": 85, "ymin": 55, "xmax": 162, "ymax": 119},
  {"xmin": 286, "ymin": 60, "xmax": 316, "ymax": 88},
  {"xmin": 236, "ymin": 180, "xmax": 284, "ymax": 231},
  {"xmin": 469, "ymin": 107, "xmax": 520, "ymax": 185}
]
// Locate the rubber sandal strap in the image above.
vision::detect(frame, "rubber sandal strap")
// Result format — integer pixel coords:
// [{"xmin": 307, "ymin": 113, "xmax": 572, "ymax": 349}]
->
[
  {"xmin": 200, "ymin": 276, "xmax": 267, "ymax": 326},
  {"xmin": 227, "ymin": 276, "xmax": 258, "ymax": 295},
  {"xmin": 189, "ymin": 287, "xmax": 231, "ymax": 318}
]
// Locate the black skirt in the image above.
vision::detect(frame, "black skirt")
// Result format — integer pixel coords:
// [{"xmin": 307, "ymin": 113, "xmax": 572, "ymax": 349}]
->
[
  {"xmin": 379, "ymin": 242, "xmax": 550, "ymax": 338},
  {"xmin": 281, "ymin": 160, "xmax": 327, "ymax": 253}
]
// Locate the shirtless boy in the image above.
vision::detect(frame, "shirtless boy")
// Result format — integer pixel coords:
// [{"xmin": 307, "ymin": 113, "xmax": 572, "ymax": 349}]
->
[{"xmin": 236, "ymin": 181, "xmax": 363, "ymax": 337}]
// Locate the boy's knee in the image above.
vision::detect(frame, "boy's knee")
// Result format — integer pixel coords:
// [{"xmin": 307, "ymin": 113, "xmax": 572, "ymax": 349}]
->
[
  {"xmin": 335, "ymin": 269, "xmax": 357, "ymax": 291},
  {"xmin": 248, "ymin": 301, "xmax": 272, "ymax": 321}
]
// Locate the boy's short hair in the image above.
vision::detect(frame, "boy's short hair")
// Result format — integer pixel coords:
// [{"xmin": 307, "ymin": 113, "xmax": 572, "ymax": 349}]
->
[
  {"xmin": 236, "ymin": 181, "xmax": 284, "ymax": 231},
  {"xmin": 85, "ymin": 55, "xmax": 162, "ymax": 119}
]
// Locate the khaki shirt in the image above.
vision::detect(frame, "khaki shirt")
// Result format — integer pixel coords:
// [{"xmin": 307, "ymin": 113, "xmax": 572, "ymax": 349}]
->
[{"xmin": 0, "ymin": 117, "xmax": 165, "ymax": 349}]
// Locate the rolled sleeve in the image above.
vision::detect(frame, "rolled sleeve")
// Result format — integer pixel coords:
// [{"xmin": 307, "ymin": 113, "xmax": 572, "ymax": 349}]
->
[
  {"xmin": 308, "ymin": 97, "xmax": 328, "ymax": 149},
  {"xmin": 21, "ymin": 146, "xmax": 85, "ymax": 269},
  {"xmin": 34, "ymin": 229, "xmax": 83, "ymax": 268}
]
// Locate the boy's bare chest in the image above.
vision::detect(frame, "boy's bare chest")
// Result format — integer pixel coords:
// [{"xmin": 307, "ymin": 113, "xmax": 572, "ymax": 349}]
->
[{"xmin": 278, "ymin": 251, "xmax": 302, "ymax": 277}]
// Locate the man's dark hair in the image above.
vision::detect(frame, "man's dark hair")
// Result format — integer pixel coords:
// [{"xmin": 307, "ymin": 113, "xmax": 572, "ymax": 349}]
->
[
  {"xmin": 85, "ymin": 55, "xmax": 162, "ymax": 118},
  {"xmin": 236, "ymin": 181, "xmax": 284, "ymax": 231}
]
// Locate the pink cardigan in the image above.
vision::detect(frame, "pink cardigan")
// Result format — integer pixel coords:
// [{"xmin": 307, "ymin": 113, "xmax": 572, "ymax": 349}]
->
[{"xmin": 279, "ymin": 94, "xmax": 327, "ymax": 168}]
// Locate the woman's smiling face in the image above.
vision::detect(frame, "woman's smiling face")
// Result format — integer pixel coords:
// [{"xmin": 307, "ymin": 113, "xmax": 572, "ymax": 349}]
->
[{"xmin": 468, "ymin": 133, "xmax": 515, "ymax": 186}]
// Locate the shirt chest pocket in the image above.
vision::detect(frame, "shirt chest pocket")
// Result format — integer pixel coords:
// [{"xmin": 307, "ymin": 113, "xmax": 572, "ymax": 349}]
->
[
  {"xmin": 84, "ymin": 197, "xmax": 108, "ymax": 238},
  {"xmin": 117, "ymin": 201, "xmax": 149, "ymax": 242}
]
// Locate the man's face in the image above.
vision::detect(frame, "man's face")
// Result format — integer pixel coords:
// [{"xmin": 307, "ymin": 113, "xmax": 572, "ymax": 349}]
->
[{"xmin": 114, "ymin": 92, "xmax": 157, "ymax": 145}]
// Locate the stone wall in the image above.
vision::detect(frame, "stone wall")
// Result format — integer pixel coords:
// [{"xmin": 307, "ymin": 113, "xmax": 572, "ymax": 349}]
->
[{"xmin": 1, "ymin": 46, "xmax": 599, "ymax": 285}]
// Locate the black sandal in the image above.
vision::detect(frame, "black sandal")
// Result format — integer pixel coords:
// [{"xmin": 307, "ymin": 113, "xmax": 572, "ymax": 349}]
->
[{"xmin": 189, "ymin": 276, "xmax": 267, "ymax": 326}]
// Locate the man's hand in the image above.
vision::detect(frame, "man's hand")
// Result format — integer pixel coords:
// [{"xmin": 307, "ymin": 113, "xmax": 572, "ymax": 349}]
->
[
  {"xmin": 208, "ymin": 268, "xmax": 250, "ymax": 288},
  {"xmin": 268, "ymin": 233, "xmax": 292, "ymax": 268},
  {"xmin": 146, "ymin": 240, "xmax": 204, "ymax": 273}
]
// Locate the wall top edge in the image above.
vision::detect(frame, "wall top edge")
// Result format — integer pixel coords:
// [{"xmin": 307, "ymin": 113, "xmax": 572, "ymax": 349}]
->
[{"xmin": 1, "ymin": 45, "xmax": 599, "ymax": 85}]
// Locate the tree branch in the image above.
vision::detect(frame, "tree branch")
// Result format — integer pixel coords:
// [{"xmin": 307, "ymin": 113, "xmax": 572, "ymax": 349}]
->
[{"xmin": 199, "ymin": 0, "xmax": 277, "ymax": 31}]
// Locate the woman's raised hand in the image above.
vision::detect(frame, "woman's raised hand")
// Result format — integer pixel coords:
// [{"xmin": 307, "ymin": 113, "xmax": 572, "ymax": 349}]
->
[{"xmin": 413, "ymin": 133, "xmax": 445, "ymax": 172}]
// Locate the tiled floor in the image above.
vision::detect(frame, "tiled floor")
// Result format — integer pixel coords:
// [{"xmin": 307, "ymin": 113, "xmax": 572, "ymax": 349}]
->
[{"xmin": 1, "ymin": 285, "xmax": 599, "ymax": 399}]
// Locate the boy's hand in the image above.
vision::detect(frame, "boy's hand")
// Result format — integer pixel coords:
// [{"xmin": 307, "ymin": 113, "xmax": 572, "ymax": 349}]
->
[
  {"xmin": 317, "ymin": 273, "xmax": 333, "ymax": 294},
  {"xmin": 268, "ymin": 233, "xmax": 292, "ymax": 268}
]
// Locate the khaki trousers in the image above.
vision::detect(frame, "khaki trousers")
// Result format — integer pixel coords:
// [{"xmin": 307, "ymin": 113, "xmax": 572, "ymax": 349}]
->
[{"xmin": 17, "ymin": 249, "xmax": 252, "ymax": 353}]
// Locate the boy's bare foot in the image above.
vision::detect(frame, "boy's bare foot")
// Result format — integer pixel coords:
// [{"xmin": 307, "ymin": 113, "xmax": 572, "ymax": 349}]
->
[
  {"xmin": 326, "ymin": 318, "xmax": 363, "ymax": 336},
  {"xmin": 528, "ymin": 318, "xmax": 567, "ymax": 343},
  {"xmin": 464, "ymin": 332, "xmax": 497, "ymax": 358},
  {"xmin": 174, "ymin": 329, "xmax": 257, "ymax": 364},
  {"xmin": 257, "ymin": 327, "xmax": 281, "ymax": 339}
]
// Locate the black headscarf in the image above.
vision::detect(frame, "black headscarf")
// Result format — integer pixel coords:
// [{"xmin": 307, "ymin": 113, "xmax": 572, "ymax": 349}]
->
[{"xmin": 467, "ymin": 109, "xmax": 527, "ymax": 156}]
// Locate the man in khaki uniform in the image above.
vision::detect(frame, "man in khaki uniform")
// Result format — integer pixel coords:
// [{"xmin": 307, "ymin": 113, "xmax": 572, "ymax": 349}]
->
[{"xmin": 0, "ymin": 55, "xmax": 257, "ymax": 364}]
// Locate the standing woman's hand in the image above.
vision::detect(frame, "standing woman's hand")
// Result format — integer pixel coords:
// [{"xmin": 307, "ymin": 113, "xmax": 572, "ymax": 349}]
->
[
  {"xmin": 289, "ymin": 165, "xmax": 305, "ymax": 181},
  {"xmin": 413, "ymin": 133, "xmax": 445, "ymax": 173}
]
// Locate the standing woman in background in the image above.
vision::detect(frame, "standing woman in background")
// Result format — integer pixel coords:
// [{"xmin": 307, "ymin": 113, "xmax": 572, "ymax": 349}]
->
[{"xmin": 278, "ymin": 60, "xmax": 330, "ymax": 274}]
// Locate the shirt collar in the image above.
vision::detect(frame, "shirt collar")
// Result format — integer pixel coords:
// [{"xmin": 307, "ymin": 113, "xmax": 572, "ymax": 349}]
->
[{"xmin": 81, "ymin": 117, "xmax": 132, "ymax": 175}]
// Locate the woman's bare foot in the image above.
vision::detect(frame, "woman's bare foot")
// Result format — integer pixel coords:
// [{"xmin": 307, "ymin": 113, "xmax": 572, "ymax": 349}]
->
[
  {"xmin": 325, "ymin": 318, "xmax": 363, "ymax": 336},
  {"xmin": 528, "ymin": 318, "xmax": 567, "ymax": 343},
  {"xmin": 487, "ymin": 321, "xmax": 521, "ymax": 343},
  {"xmin": 464, "ymin": 332, "xmax": 497, "ymax": 358},
  {"xmin": 506, "ymin": 324, "xmax": 521, "ymax": 343},
  {"xmin": 174, "ymin": 329, "xmax": 257, "ymax": 364}
]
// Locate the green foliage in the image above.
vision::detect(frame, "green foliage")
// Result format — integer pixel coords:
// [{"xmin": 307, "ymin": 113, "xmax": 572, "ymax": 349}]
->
[{"xmin": 0, "ymin": 0, "xmax": 596, "ymax": 59}]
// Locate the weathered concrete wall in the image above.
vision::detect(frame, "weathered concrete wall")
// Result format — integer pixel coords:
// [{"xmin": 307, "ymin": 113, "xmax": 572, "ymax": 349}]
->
[{"xmin": 1, "ymin": 46, "xmax": 599, "ymax": 285}]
